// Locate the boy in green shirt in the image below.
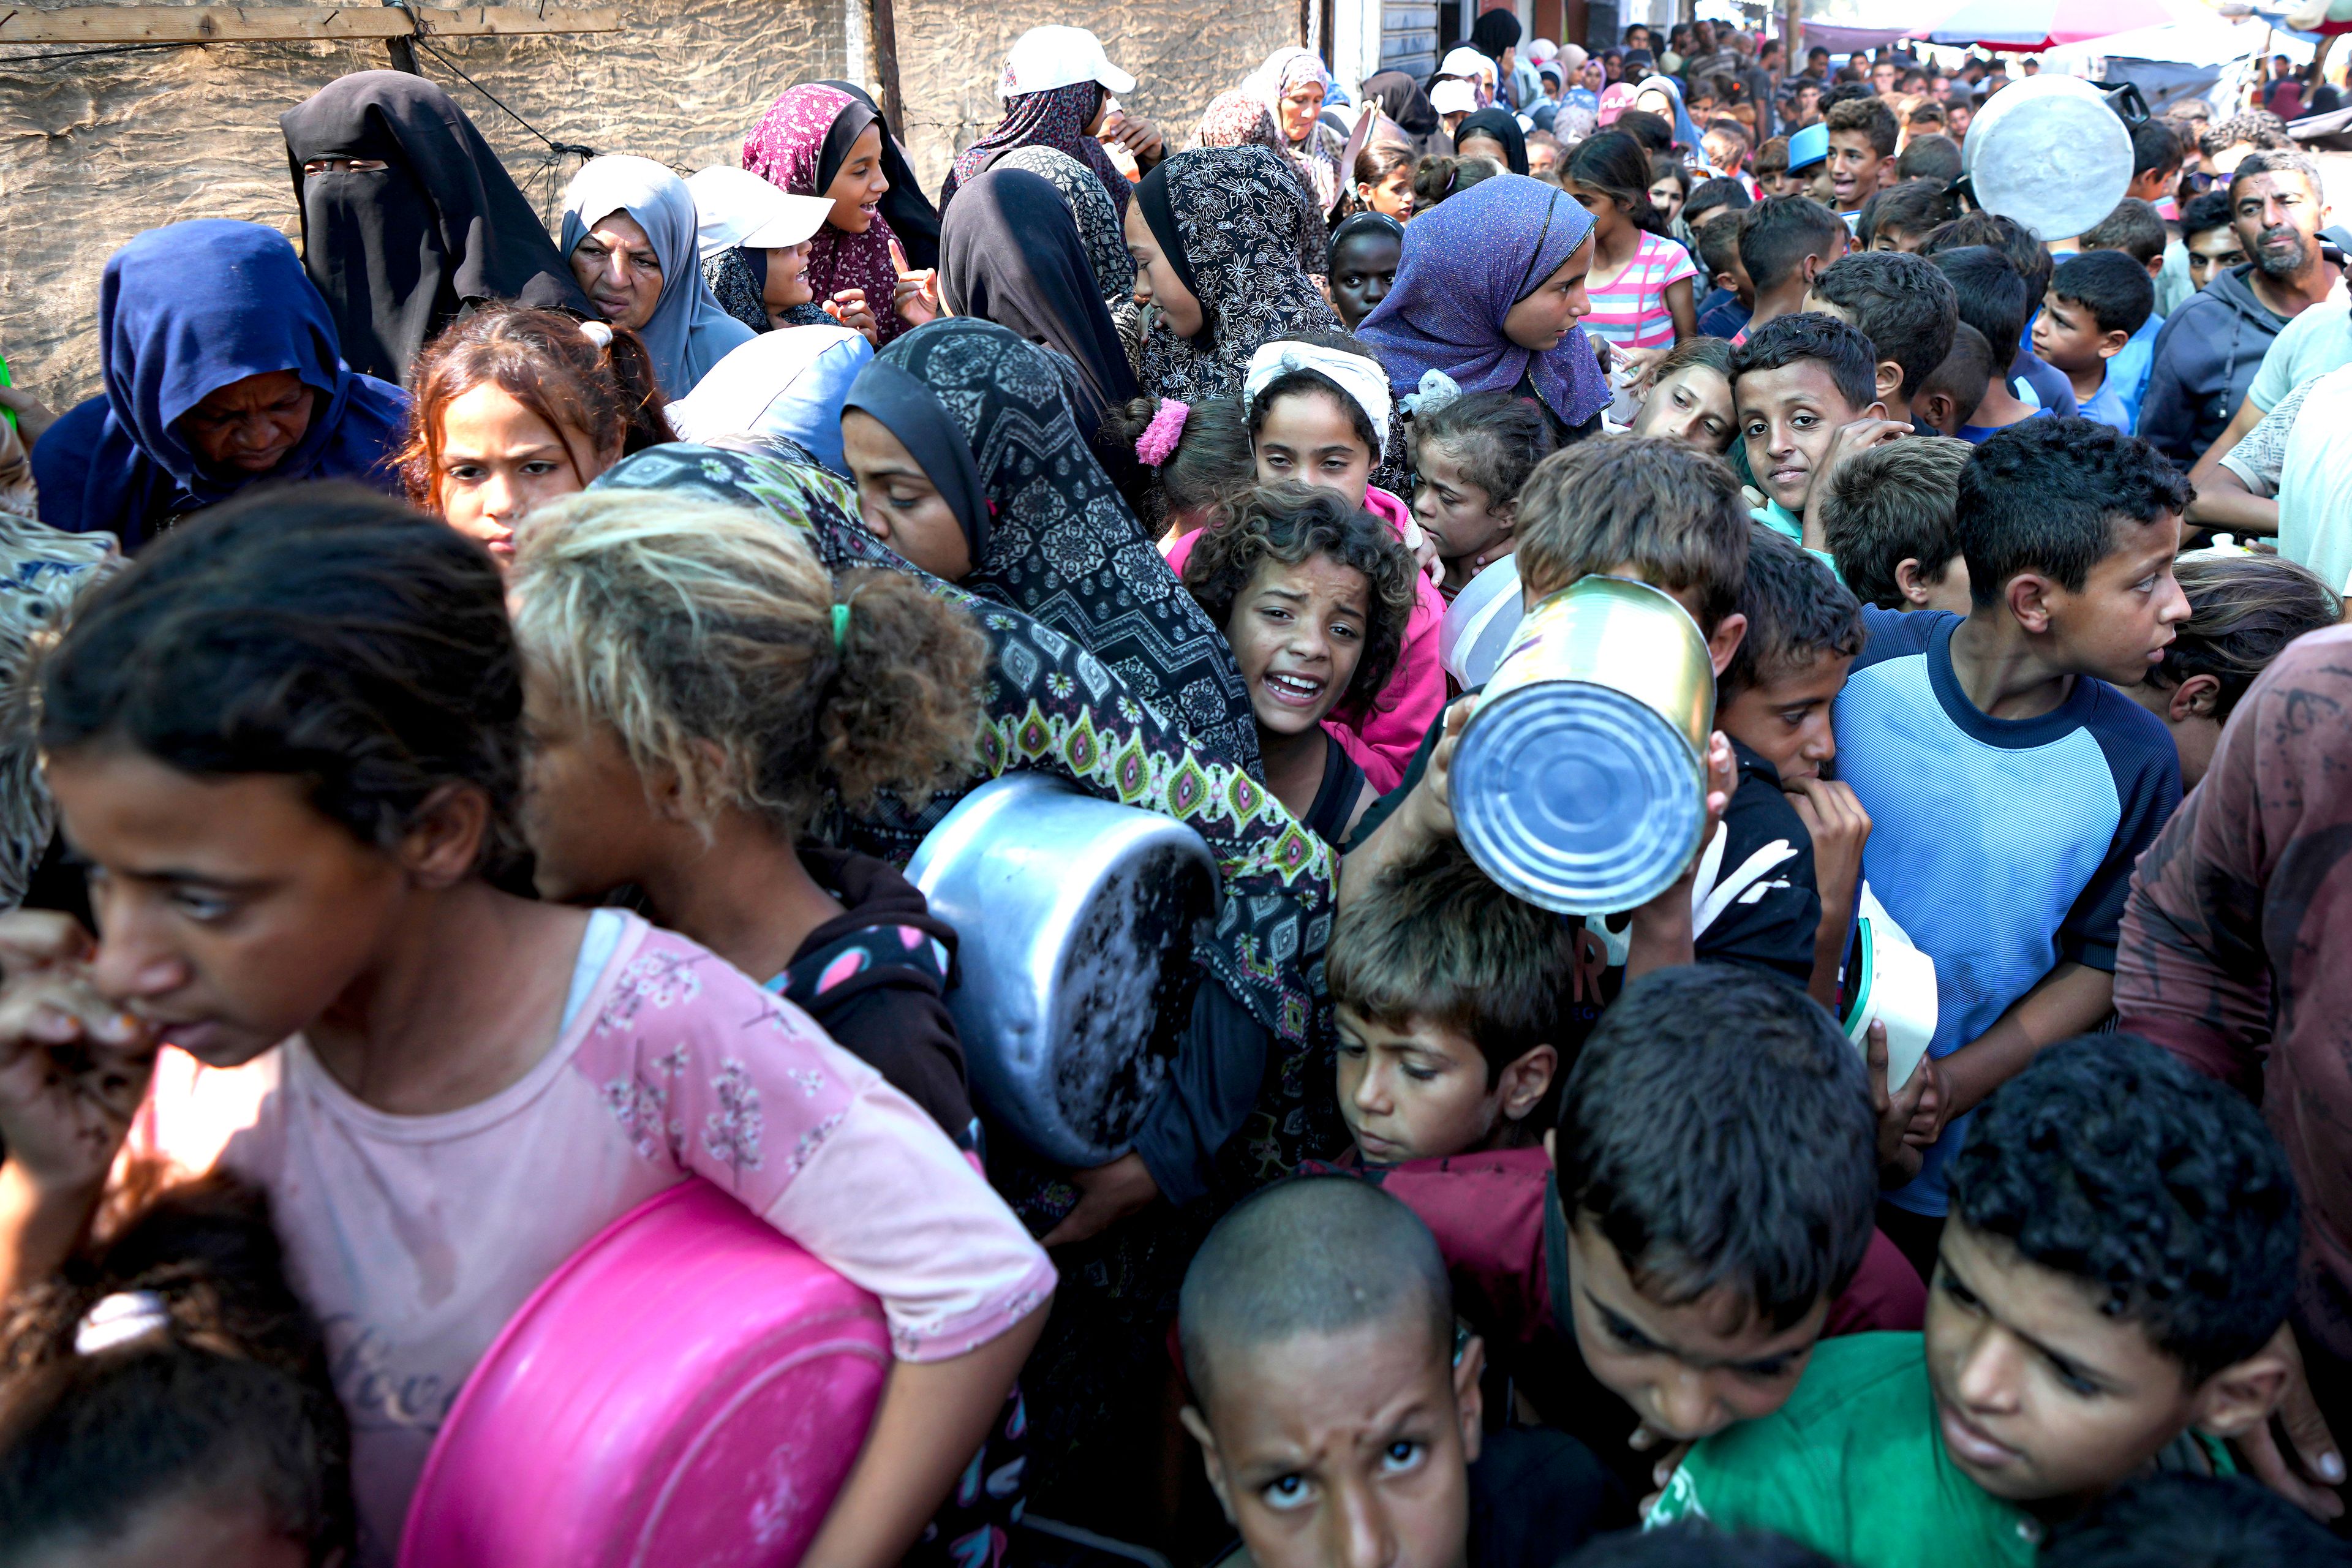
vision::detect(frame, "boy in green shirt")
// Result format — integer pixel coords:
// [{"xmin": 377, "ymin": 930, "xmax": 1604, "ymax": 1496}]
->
[{"xmin": 1648, "ymin": 1036, "xmax": 2301, "ymax": 1567}]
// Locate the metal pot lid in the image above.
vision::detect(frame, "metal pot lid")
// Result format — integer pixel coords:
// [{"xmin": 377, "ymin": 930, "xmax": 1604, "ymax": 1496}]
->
[
  {"xmin": 1452, "ymin": 680, "xmax": 1707, "ymax": 916},
  {"xmin": 1961, "ymin": 74, "xmax": 2132, "ymax": 241}
]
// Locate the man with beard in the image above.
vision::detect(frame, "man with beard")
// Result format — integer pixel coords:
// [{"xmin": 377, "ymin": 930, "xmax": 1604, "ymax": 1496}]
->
[
  {"xmin": 2141, "ymin": 151, "xmax": 2343, "ymax": 466},
  {"xmin": 2185, "ymin": 176, "xmax": 2352, "ymax": 494}
]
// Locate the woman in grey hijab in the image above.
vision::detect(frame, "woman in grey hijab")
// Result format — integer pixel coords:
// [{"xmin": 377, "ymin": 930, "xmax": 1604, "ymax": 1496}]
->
[{"xmin": 559, "ymin": 155, "xmax": 754, "ymax": 398}]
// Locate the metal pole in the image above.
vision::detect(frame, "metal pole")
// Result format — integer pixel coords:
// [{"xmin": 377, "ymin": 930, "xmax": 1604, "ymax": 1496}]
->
[
  {"xmin": 871, "ymin": 0, "xmax": 903, "ymax": 127},
  {"xmin": 383, "ymin": 0, "xmax": 421, "ymax": 73}
]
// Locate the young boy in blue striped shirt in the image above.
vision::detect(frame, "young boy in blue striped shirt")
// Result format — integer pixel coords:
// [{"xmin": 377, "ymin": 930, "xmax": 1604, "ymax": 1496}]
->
[{"xmin": 1826, "ymin": 417, "xmax": 2189, "ymax": 1277}]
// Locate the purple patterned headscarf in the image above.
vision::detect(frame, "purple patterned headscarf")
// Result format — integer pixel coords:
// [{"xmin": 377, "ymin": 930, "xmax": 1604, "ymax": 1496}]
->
[
  {"xmin": 944, "ymin": 81, "xmax": 1131, "ymax": 217},
  {"xmin": 1194, "ymin": 89, "xmax": 1283, "ymax": 153},
  {"xmin": 1354, "ymin": 173, "xmax": 1610, "ymax": 431},
  {"xmin": 742, "ymin": 84, "xmax": 909, "ymax": 344}
]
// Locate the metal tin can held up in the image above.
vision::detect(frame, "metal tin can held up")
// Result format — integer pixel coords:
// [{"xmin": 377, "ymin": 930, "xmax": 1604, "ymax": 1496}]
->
[
  {"xmin": 907, "ymin": 772, "xmax": 1218, "ymax": 1169},
  {"xmin": 1452, "ymin": 575, "xmax": 1714, "ymax": 915}
]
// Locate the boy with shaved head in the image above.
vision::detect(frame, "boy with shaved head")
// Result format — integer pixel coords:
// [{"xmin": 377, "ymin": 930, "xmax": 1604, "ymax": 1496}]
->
[{"xmin": 1178, "ymin": 1177, "xmax": 1628, "ymax": 1568}]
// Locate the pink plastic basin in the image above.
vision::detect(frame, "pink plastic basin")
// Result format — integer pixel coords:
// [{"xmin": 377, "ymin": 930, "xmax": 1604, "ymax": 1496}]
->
[{"xmin": 399, "ymin": 1179, "xmax": 889, "ymax": 1568}]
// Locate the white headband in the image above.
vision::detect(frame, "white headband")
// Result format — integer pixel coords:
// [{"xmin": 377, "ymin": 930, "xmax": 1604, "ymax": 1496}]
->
[
  {"xmin": 76, "ymin": 1290, "xmax": 171, "ymax": 1355},
  {"xmin": 1243, "ymin": 341, "xmax": 1394, "ymax": 459}
]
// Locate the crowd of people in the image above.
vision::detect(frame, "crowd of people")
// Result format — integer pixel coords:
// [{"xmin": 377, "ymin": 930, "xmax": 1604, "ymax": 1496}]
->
[{"xmin": 0, "ymin": 15, "xmax": 2350, "ymax": 1568}]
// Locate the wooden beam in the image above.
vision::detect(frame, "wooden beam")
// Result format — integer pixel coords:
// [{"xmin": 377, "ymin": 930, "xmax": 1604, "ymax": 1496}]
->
[{"xmin": 0, "ymin": 4, "xmax": 620, "ymax": 46}]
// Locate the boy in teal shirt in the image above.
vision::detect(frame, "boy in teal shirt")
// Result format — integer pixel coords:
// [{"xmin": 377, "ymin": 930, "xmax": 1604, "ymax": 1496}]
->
[
  {"xmin": 1730, "ymin": 312, "xmax": 1905, "ymax": 568},
  {"xmin": 1648, "ymin": 1036, "xmax": 2301, "ymax": 1567}
]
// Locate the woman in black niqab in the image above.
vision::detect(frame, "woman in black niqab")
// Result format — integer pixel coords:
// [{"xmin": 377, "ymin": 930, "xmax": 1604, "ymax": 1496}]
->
[{"xmin": 281, "ymin": 70, "xmax": 589, "ymax": 386}]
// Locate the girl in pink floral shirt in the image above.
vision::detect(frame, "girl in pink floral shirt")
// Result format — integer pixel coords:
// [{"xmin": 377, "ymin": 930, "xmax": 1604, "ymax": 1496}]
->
[{"xmin": 0, "ymin": 489, "xmax": 1052, "ymax": 1567}]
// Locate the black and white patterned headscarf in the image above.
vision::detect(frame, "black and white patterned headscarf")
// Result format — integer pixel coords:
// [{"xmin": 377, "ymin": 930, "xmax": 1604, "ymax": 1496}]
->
[
  {"xmin": 850, "ymin": 318, "xmax": 1260, "ymax": 773},
  {"xmin": 982, "ymin": 145, "xmax": 1136, "ymax": 307},
  {"xmin": 1132, "ymin": 146, "xmax": 1345, "ymax": 405}
]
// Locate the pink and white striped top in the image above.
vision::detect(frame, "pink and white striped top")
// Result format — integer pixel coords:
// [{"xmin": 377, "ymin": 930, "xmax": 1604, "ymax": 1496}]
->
[{"xmin": 1580, "ymin": 230, "xmax": 1699, "ymax": 352}]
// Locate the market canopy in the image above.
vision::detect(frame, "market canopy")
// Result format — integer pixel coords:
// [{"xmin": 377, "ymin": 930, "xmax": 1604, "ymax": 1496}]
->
[
  {"xmin": 1788, "ymin": 0, "xmax": 1931, "ymax": 54},
  {"xmin": 2045, "ymin": 9, "xmax": 2309, "ymax": 66},
  {"xmin": 1928, "ymin": 0, "xmax": 2221, "ymax": 52},
  {"xmin": 1765, "ymin": 0, "xmax": 2282, "ymax": 59}
]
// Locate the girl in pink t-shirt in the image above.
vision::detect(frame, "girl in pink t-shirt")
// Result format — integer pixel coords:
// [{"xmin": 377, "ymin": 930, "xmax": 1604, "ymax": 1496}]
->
[
  {"xmin": 0, "ymin": 489, "xmax": 1053, "ymax": 1567},
  {"xmin": 1564, "ymin": 130, "xmax": 1699, "ymax": 371}
]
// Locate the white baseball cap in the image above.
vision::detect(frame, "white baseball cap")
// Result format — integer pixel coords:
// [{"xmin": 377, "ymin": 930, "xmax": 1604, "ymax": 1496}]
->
[
  {"xmin": 1438, "ymin": 47, "xmax": 1494, "ymax": 83},
  {"xmin": 1430, "ymin": 80, "xmax": 1479, "ymax": 117},
  {"xmin": 1000, "ymin": 25, "xmax": 1136, "ymax": 99},
  {"xmin": 688, "ymin": 166, "xmax": 834, "ymax": 257}
]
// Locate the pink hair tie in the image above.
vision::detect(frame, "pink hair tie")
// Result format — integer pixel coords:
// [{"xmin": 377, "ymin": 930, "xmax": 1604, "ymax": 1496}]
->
[{"xmin": 1136, "ymin": 399, "xmax": 1191, "ymax": 467}]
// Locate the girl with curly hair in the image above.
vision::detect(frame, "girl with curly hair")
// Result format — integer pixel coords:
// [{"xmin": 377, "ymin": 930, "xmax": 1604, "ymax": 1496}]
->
[{"xmin": 1182, "ymin": 481, "xmax": 1418, "ymax": 845}]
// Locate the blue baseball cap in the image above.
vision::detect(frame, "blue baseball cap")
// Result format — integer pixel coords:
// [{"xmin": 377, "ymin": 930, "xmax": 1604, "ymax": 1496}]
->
[{"xmin": 1786, "ymin": 121, "xmax": 1829, "ymax": 172}]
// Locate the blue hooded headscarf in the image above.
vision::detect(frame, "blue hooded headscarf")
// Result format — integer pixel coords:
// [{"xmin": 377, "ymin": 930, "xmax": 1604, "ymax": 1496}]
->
[
  {"xmin": 1634, "ymin": 74, "xmax": 1704, "ymax": 151},
  {"xmin": 1354, "ymin": 174, "xmax": 1610, "ymax": 435},
  {"xmin": 34, "ymin": 219, "xmax": 409, "ymax": 551}
]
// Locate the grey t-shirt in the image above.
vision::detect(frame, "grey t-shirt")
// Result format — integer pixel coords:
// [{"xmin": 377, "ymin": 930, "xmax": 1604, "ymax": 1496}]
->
[{"xmin": 2219, "ymin": 374, "xmax": 2318, "ymax": 496}]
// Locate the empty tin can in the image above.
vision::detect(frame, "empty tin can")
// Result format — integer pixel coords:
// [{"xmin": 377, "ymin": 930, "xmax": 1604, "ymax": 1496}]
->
[
  {"xmin": 1452, "ymin": 575, "xmax": 1714, "ymax": 915},
  {"xmin": 907, "ymin": 772, "xmax": 1218, "ymax": 1169}
]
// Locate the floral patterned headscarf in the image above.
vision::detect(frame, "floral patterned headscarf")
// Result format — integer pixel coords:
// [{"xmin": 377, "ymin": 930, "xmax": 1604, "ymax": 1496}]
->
[
  {"xmin": 1194, "ymin": 88, "xmax": 1283, "ymax": 153},
  {"xmin": 1132, "ymin": 147, "xmax": 1344, "ymax": 406},
  {"xmin": 1190, "ymin": 91, "xmax": 1330, "ymax": 270},
  {"xmin": 742, "ymin": 85, "xmax": 909, "ymax": 345}
]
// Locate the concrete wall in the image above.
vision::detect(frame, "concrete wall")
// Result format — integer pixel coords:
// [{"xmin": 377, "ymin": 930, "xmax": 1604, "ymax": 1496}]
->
[
  {"xmin": 888, "ymin": 6, "xmax": 1297, "ymax": 192},
  {"xmin": 0, "ymin": 0, "xmax": 1290, "ymax": 409}
]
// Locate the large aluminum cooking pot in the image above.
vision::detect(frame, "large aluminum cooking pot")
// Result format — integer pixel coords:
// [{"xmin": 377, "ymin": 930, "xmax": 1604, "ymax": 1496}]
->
[
  {"xmin": 1452, "ymin": 575, "xmax": 1714, "ymax": 916},
  {"xmin": 908, "ymin": 772, "xmax": 1219, "ymax": 1169},
  {"xmin": 1959, "ymin": 74, "xmax": 2133, "ymax": 241}
]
